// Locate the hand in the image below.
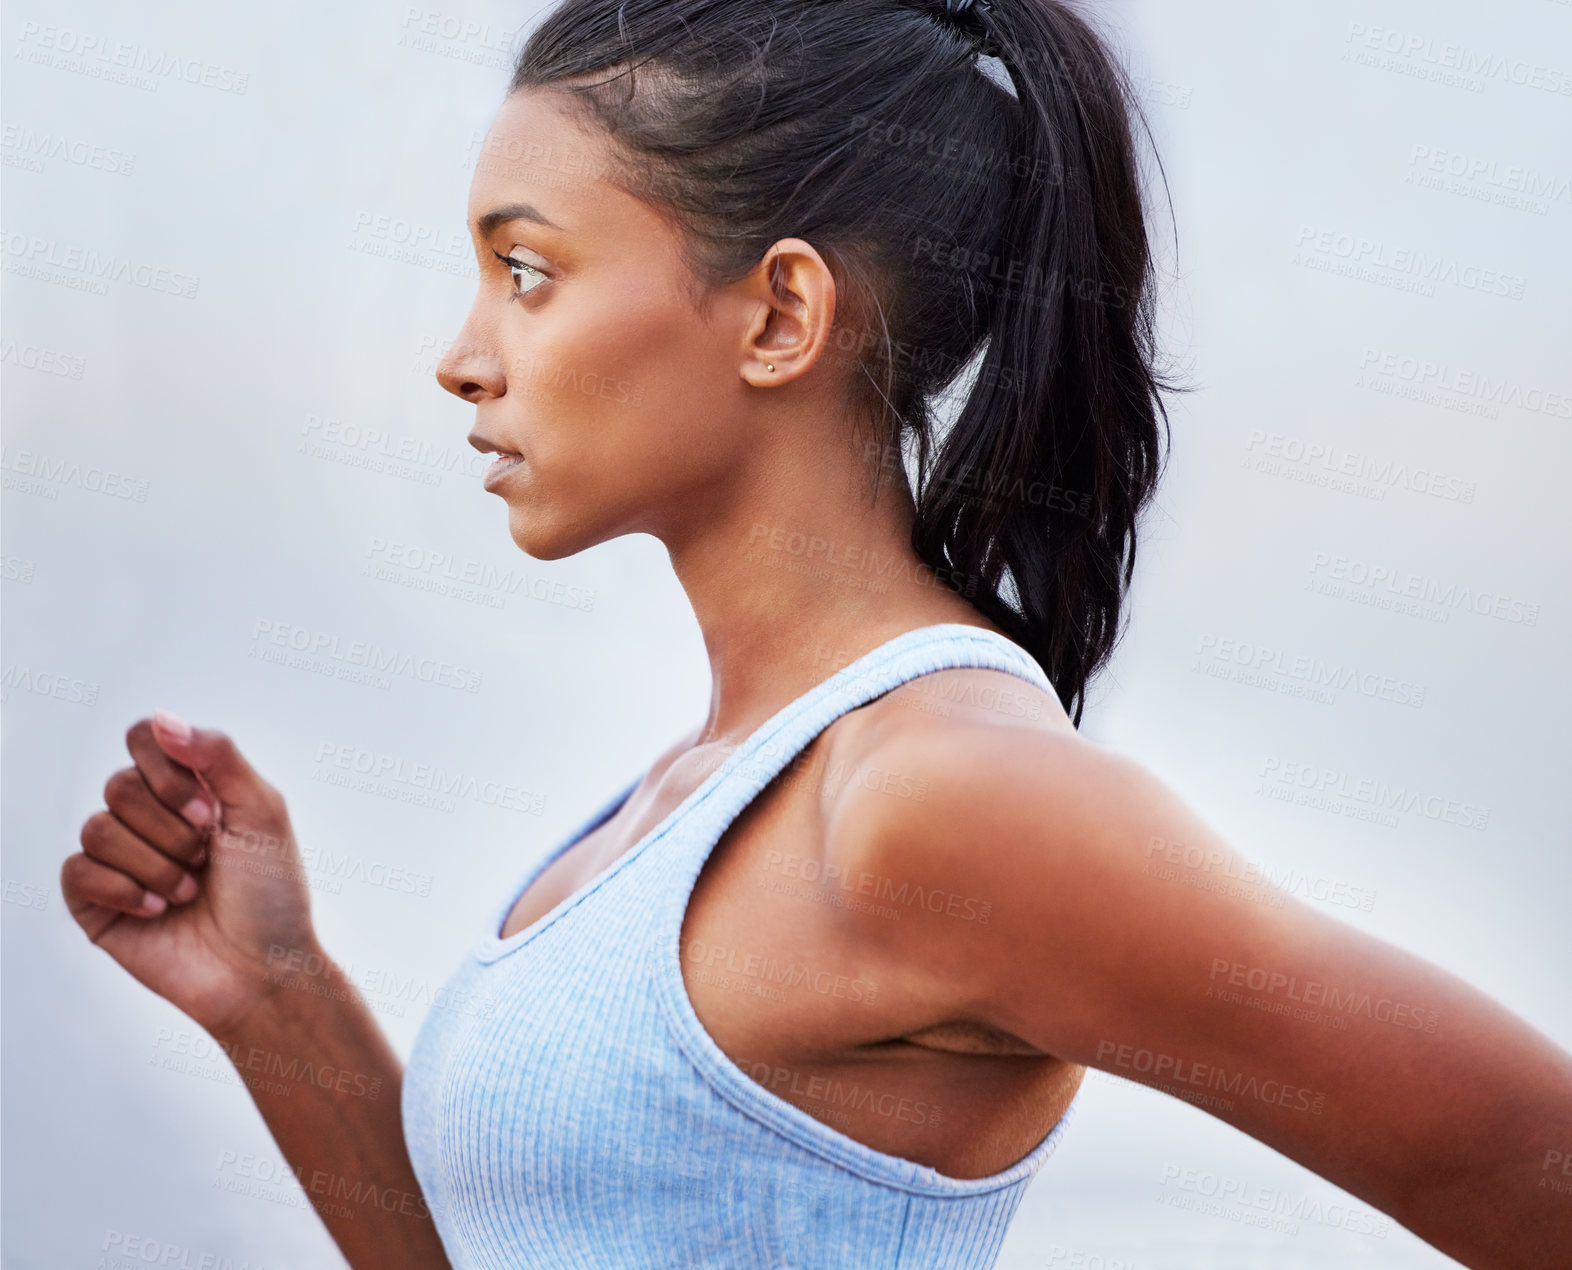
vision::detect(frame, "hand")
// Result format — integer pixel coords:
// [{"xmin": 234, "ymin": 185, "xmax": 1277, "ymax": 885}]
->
[{"xmin": 62, "ymin": 710, "xmax": 320, "ymax": 1039}]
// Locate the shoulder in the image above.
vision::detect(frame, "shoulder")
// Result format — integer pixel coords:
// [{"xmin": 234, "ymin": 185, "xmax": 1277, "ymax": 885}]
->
[
  {"xmin": 820, "ymin": 667, "xmax": 1158, "ymax": 887},
  {"xmin": 815, "ymin": 672, "xmax": 1189, "ymax": 1002}
]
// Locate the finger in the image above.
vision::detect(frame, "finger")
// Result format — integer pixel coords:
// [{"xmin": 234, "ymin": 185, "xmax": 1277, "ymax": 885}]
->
[
  {"xmin": 125, "ymin": 718, "xmax": 219, "ymax": 830},
  {"xmin": 103, "ymin": 765, "xmax": 207, "ymax": 869},
  {"xmin": 61, "ymin": 851, "xmax": 170, "ymax": 932},
  {"xmin": 80, "ymin": 811, "xmax": 200, "ymax": 907},
  {"xmin": 146, "ymin": 710, "xmax": 278, "ymax": 819}
]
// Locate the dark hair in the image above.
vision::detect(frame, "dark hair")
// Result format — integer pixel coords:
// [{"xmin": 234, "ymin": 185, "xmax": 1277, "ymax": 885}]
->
[{"xmin": 510, "ymin": 0, "xmax": 1178, "ymax": 727}]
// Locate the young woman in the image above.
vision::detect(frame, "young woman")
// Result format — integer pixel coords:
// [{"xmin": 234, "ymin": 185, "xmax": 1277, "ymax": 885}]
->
[{"xmin": 63, "ymin": 1, "xmax": 1570, "ymax": 1267}]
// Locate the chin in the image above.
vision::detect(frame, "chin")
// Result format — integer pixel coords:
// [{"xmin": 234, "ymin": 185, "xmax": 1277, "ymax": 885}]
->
[{"xmin": 505, "ymin": 507, "xmax": 602, "ymax": 562}]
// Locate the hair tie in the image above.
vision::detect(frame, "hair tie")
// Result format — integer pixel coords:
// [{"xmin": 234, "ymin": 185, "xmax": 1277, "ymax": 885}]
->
[{"xmin": 932, "ymin": 0, "xmax": 1001, "ymax": 58}]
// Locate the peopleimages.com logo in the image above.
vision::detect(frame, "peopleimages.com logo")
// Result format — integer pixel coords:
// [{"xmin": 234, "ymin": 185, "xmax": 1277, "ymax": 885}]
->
[
  {"xmin": 1342, "ymin": 22, "xmax": 1572, "ymax": 96},
  {"xmin": 14, "ymin": 21, "xmax": 250, "ymax": 94},
  {"xmin": 1293, "ymin": 225, "xmax": 1527, "ymax": 299},
  {"xmin": 1358, "ymin": 349, "xmax": 1572, "ymax": 421}
]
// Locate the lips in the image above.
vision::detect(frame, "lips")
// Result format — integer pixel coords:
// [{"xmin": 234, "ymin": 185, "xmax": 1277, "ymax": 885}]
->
[
  {"xmin": 467, "ymin": 430, "xmax": 523, "ymax": 460},
  {"xmin": 468, "ymin": 430, "xmax": 526, "ymax": 490},
  {"xmin": 481, "ymin": 451, "xmax": 525, "ymax": 491}
]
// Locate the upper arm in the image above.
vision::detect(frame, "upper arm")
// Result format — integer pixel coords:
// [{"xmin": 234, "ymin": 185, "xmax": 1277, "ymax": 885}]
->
[{"xmin": 826, "ymin": 721, "xmax": 1572, "ymax": 1252}]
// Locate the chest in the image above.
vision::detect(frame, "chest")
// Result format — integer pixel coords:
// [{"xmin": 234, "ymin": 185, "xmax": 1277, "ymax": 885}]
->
[{"xmin": 500, "ymin": 735, "xmax": 866, "ymax": 1048}]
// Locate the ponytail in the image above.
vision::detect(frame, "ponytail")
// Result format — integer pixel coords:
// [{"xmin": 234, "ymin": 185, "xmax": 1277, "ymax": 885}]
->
[
  {"xmin": 515, "ymin": 0, "xmax": 1179, "ymax": 726},
  {"xmin": 907, "ymin": 2, "xmax": 1177, "ymax": 726}
]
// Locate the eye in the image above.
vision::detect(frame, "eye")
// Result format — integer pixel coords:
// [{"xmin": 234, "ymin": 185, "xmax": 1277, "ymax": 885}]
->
[{"xmin": 492, "ymin": 249, "xmax": 547, "ymax": 301}]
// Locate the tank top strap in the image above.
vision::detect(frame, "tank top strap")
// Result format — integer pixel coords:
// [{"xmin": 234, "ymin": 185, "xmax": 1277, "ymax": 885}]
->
[{"xmin": 672, "ymin": 622, "xmax": 1050, "ymax": 852}]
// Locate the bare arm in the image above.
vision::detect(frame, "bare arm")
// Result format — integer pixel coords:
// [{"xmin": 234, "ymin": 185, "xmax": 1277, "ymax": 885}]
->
[
  {"xmin": 62, "ymin": 715, "xmax": 451, "ymax": 1270},
  {"xmin": 831, "ymin": 723, "xmax": 1572, "ymax": 1269},
  {"xmin": 211, "ymin": 944, "xmax": 450, "ymax": 1269}
]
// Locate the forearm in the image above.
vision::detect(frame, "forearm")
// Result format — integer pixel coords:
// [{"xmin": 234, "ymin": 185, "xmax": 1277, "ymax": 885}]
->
[
  {"xmin": 1231, "ymin": 962, "xmax": 1572, "ymax": 1270},
  {"xmin": 1386, "ymin": 1016, "xmax": 1572, "ymax": 1270},
  {"xmin": 212, "ymin": 944, "xmax": 452, "ymax": 1270}
]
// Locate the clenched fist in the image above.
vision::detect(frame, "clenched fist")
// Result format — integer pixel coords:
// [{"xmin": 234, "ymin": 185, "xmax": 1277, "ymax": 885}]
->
[{"xmin": 62, "ymin": 710, "xmax": 321, "ymax": 1040}]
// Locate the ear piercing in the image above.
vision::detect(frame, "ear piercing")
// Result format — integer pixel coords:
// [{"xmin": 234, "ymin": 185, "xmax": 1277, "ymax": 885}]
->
[{"xmin": 767, "ymin": 363, "xmax": 776, "ymax": 372}]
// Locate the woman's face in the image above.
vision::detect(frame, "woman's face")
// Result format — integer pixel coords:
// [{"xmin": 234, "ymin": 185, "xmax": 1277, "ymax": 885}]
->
[{"xmin": 438, "ymin": 87, "xmax": 787, "ymax": 561}]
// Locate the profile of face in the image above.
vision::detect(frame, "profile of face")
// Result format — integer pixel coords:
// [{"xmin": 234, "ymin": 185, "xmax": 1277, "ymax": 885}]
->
[{"xmin": 437, "ymin": 87, "xmax": 845, "ymax": 562}]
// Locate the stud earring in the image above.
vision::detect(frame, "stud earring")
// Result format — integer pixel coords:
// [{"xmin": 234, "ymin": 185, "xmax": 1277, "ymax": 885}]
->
[{"xmin": 766, "ymin": 363, "xmax": 776, "ymax": 372}]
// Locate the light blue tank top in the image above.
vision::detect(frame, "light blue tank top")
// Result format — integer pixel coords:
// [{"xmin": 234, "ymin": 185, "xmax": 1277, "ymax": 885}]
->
[{"xmin": 402, "ymin": 623, "xmax": 1074, "ymax": 1268}]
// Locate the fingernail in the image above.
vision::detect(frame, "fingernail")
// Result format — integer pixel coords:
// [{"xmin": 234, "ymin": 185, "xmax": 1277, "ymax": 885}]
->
[
  {"xmin": 181, "ymin": 797, "xmax": 216, "ymax": 828},
  {"xmin": 152, "ymin": 708, "xmax": 192, "ymax": 743},
  {"xmin": 139, "ymin": 891, "xmax": 168, "ymax": 916},
  {"xmin": 172, "ymin": 873, "xmax": 198, "ymax": 904}
]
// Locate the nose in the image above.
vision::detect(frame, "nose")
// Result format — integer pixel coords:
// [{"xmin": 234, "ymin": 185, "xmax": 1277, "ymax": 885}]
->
[{"xmin": 436, "ymin": 324, "xmax": 506, "ymax": 402}]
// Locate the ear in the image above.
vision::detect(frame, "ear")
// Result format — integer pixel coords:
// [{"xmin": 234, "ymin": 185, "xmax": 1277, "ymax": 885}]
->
[{"xmin": 737, "ymin": 238, "xmax": 838, "ymax": 387}]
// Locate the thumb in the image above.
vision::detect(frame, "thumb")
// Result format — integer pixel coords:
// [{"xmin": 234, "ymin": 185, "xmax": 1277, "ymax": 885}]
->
[{"xmin": 150, "ymin": 709, "xmax": 275, "ymax": 816}]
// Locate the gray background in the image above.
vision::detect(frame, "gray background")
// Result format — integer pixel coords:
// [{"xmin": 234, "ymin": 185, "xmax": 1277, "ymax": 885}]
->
[{"xmin": 3, "ymin": 0, "xmax": 1568, "ymax": 1266}]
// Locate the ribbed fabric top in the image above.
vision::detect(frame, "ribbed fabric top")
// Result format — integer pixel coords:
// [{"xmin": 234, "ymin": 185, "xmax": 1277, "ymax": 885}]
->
[{"xmin": 402, "ymin": 624, "xmax": 1073, "ymax": 1269}]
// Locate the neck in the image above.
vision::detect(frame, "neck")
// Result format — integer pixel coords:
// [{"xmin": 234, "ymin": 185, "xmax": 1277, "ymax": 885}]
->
[{"xmin": 660, "ymin": 428, "xmax": 999, "ymax": 750}]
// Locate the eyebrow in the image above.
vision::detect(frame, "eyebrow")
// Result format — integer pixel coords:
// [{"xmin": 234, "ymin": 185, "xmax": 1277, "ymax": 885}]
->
[{"xmin": 474, "ymin": 202, "xmax": 565, "ymax": 237}]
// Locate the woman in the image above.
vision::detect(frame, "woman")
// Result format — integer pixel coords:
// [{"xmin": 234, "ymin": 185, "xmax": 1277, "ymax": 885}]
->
[{"xmin": 62, "ymin": 1, "xmax": 1570, "ymax": 1267}]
